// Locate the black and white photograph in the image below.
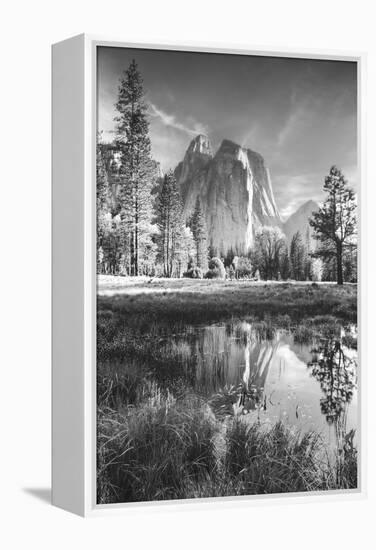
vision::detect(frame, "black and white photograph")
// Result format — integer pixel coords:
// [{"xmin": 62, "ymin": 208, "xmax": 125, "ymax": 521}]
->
[{"xmin": 96, "ymin": 46, "xmax": 358, "ymax": 505}]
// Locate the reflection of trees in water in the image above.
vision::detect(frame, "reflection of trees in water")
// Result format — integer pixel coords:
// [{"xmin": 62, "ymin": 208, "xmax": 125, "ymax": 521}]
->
[
  {"xmin": 308, "ymin": 338, "xmax": 357, "ymax": 458},
  {"xmin": 308, "ymin": 339, "xmax": 356, "ymax": 424}
]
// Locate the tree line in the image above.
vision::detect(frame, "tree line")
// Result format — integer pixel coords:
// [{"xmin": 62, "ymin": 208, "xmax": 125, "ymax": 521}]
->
[{"xmin": 97, "ymin": 60, "xmax": 357, "ymax": 285}]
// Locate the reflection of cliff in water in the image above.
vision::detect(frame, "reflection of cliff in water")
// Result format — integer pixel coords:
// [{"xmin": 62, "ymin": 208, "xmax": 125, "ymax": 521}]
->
[
  {"xmin": 177, "ymin": 322, "xmax": 357, "ymax": 437},
  {"xmin": 192, "ymin": 322, "xmax": 276, "ymax": 397}
]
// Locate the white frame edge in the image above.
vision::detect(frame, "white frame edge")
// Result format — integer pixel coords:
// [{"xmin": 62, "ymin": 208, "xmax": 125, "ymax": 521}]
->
[
  {"xmin": 51, "ymin": 34, "xmax": 367, "ymax": 517},
  {"xmin": 52, "ymin": 34, "xmax": 86, "ymax": 516}
]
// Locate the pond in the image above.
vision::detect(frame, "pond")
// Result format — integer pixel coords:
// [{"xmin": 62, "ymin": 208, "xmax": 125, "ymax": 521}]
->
[
  {"xmin": 106, "ymin": 319, "xmax": 358, "ymax": 451},
  {"xmin": 160, "ymin": 320, "xmax": 358, "ymax": 448}
]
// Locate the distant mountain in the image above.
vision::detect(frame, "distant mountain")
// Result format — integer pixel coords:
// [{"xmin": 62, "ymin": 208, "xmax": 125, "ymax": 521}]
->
[
  {"xmin": 175, "ymin": 135, "xmax": 281, "ymax": 256},
  {"xmin": 283, "ymin": 199, "xmax": 319, "ymax": 251}
]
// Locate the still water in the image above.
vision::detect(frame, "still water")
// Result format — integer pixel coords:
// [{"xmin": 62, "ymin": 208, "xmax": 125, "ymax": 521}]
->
[{"xmin": 167, "ymin": 321, "xmax": 358, "ymax": 447}]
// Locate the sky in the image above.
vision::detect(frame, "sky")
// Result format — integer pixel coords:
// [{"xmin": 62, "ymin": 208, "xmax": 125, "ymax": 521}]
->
[{"xmin": 97, "ymin": 47, "xmax": 357, "ymax": 219}]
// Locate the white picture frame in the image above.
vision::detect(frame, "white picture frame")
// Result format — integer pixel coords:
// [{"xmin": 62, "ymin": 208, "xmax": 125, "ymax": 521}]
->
[{"xmin": 52, "ymin": 34, "xmax": 366, "ymax": 517}]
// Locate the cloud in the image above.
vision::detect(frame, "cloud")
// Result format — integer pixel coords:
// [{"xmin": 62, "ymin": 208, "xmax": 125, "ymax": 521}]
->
[
  {"xmin": 241, "ymin": 125, "xmax": 260, "ymax": 149},
  {"xmin": 276, "ymin": 88, "xmax": 319, "ymax": 149},
  {"xmin": 277, "ymin": 106, "xmax": 306, "ymax": 148},
  {"xmin": 149, "ymin": 102, "xmax": 208, "ymax": 137}
]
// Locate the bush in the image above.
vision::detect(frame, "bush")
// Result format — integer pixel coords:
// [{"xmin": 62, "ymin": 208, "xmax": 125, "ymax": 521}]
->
[
  {"xmin": 183, "ymin": 267, "xmax": 203, "ymax": 279},
  {"xmin": 205, "ymin": 257, "xmax": 226, "ymax": 280},
  {"xmin": 226, "ymin": 265, "xmax": 235, "ymax": 280},
  {"xmin": 234, "ymin": 256, "xmax": 252, "ymax": 279}
]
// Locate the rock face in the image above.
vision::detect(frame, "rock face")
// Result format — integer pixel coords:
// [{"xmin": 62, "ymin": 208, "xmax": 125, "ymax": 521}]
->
[
  {"xmin": 176, "ymin": 135, "xmax": 281, "ymax": 256},
  {"xmin": 283, "ymin": 200, "xmax": 319, "ymax": 251},
  {"xmin": 175, "ymin": 134, "xmax": 213, "ymax": 211}
]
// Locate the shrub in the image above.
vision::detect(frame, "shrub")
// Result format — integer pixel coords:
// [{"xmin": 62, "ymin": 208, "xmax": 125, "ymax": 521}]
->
[
  {"xmin": 234, "ymin": 256, "xmax": 253, "ymax": 279},
  {"xmin": 226, "ymin": 265, "xmax": 235, "ymax": 280},
  {"xmin": 205, "ymin": 257, "xmax": 226, "ymax": 280},
  {"xmin": 183, "ymin": 267, "xmax": 203, "ymax": 279}
]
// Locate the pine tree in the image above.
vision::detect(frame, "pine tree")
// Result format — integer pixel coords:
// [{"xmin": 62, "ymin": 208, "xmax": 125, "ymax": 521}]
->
[
  {"xmin": 190, "ymin": 197, "xmax": 208, "ymax": 271},
  {"xmin": 290, "ymin": 231, "xmax": 306, "ymax": 280},
  {"xmin": 155, "ymin": 170, "xmax": 185, "ymax": 277},
  {"xmin": 115, "ymin": 59, "xmax": 154, "ymax": 276},
  {"xmin": 310, "ymin": 166, "xmax": 357, "ymax": 285}
]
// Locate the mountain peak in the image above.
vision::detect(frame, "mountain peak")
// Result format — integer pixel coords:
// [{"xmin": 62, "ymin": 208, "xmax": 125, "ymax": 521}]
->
[
  {"xmin": 304, "ymin": 199, "xmax": 320, "ymax": 209},
  {"xmin": 186, "ymin": 134, "xmax": 212, "ymax": 157},
  {"xmin": 216, "ymin": 140, "xmax": 264, "ymax": 166},
  {"xmin": 290, "ymin": 200, "xmax": 320, "ymax": 218},
  {"xmin": 217, "ymin": 139, "xmax": 242, "ymax": 154},
  {"xmin": 283, "ymin": 200, "xmax": 319, "ymax": 247}
]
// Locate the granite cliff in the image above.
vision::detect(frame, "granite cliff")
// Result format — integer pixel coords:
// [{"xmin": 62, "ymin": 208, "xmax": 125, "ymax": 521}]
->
[{"xmin": 175, "ymin": 135, "xmax": 282, "ymax": 256}]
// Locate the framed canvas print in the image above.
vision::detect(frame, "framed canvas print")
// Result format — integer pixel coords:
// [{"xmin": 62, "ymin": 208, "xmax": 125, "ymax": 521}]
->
[{"xmin": 52, "ymin": 35, "xmax": 365, "ymax": 516}]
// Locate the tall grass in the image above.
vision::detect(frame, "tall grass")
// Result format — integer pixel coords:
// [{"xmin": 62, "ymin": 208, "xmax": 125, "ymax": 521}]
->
[
  {"xmin": 224, "ymin": 419, "xmax": 324, "ymax": 494},
  {"xmin": 97, "ymin": 386, "xmax": 357, "ymax": 504},
  {"xmin": 97, "ymin": 393, "xmax": 218, "ymax": 503}
]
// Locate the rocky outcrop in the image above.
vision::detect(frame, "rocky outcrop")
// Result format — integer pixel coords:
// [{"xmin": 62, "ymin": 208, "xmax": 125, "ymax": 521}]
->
[
  {"xmin": 283, "ymin": 199, "xmax": 319, "ymax": 251},
  {"xmin": 175, "ymin": 134, "xmax": 213, "ymax": 212},
  {"xmin": 176, "ymin": 136, "xmax": 281, "ymax": 256}
]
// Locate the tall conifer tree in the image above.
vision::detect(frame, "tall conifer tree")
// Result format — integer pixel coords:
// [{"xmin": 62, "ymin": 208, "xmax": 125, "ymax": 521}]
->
[
  {"xmin": 155, "ymin": 171, "xmax": 185, "ymax": 277},
  {"xmin": 115, "ymin": 59, "xmax": 154, "ymax": 276},
  {"xmin": 310, "ymin": 166, "xmax": 356, "ymax": 285}
]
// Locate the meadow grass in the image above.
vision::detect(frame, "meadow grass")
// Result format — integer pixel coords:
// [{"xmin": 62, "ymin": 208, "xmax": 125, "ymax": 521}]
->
[{"xmin": 98, "ymin": 279, "xmax": 357, "ymax": 326}]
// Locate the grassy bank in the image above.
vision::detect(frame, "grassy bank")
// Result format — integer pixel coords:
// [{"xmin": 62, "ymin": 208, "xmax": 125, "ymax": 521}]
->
[
  {"xmin": 98, "ymin": 278, "xmax": 357, "ymax": 326},
  {"xmin": 97, "ymin": 386, "xmax": 357, "ymax": 504},
  {"xmin": 97, "ymin": 279, "xmax": 357, "ymax": 363}
]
